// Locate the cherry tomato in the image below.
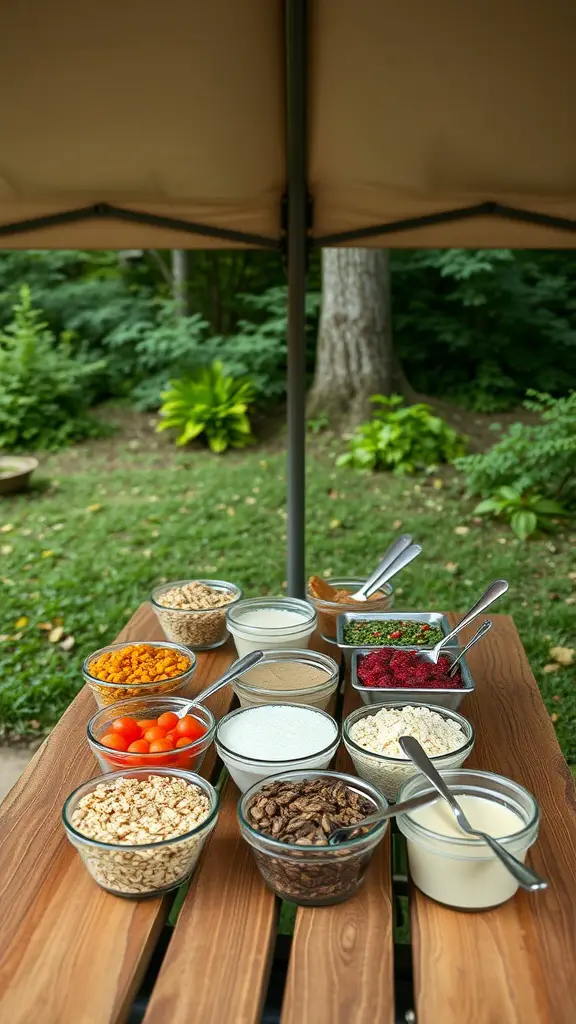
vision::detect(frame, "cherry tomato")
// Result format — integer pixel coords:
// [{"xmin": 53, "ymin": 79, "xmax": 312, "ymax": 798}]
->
[
  {"xmin": 174, "ymin": 715, "xmax": 205, "ymax": 741},
  {"xmin": 175, "ymin": 736, "xmax": 193, "ymax": 749},
  {"xmin": 149, "ymin": 738, "xmax": 174, "ymax": 753},
  {"xmin": 157, "ymin": 711, "xmax": 179, "ymax": 731},
  {"xmin": 137, "ymin": 719, "xmax": 158, "ymax": 732},
  {"xmin": 164, "ymin": 731, "xmax": 177, "ymax": 744},
  {"xmin": 100, "ymin": 732, "xmax": 129, "ymax": 752},
  {"xmin": 110, "ymin": 717, "xmax": 141, "ymax": 742},
  {"xmin": 144, "ymin": 726, "xmax": 166, "ymax": 743},
  {"xmin": 127, "ymin": 739, "xmax": 150, "ymax": 754}
]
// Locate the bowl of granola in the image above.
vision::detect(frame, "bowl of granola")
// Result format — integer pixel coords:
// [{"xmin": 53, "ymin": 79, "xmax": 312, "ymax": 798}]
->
[{"xmin": 151, "ymin": 579, "xmax": 243, "ymax": 650}]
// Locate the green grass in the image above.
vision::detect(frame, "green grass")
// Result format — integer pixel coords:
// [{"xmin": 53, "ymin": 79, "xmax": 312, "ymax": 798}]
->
[{"xmin": 0, "ymin": 443, "xmax": 574, "ymax": 762}]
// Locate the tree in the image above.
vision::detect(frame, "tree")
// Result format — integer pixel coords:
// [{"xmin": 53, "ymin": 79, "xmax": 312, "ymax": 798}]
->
[{"xmin": 308, "ymin": 248, "xmax": 404, "ymax": 424}]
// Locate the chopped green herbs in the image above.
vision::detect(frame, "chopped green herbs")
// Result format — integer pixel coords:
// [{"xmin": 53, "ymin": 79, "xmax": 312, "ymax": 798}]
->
[{"xmin": 342, "ymin": 619, "xmax": 444, "ymax": 647}]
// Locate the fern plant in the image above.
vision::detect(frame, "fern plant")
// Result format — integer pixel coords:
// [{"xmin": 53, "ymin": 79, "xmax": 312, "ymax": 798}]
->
[
  {"xmin": 157, "ymin": 361, "xmax": 255, "ymax": 453},
  {"xmin": 337, "ymin": 395, "xmax": 466, "ymax": 474}
]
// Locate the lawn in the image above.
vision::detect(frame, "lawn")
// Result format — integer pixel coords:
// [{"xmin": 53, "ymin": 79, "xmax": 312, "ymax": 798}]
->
[{"xmin": 0, "ymin": 432, "xmax": 574, "ymax": 763}]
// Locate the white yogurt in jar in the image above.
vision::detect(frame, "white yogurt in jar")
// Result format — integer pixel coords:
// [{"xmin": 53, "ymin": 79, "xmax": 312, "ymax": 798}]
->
[
  {"xmin": 226, "ymin": 598, "xmax": 317, "ymax": 657},
  {"xmin": 403, "ymin": 794, "xmax": 529, "ymax": 909},
  {"xmin": 216, "ymin": 704, "xmax": 338, "ymax": 792}
]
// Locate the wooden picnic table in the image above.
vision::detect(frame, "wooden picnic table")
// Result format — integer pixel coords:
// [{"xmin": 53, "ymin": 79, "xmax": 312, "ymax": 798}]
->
[{"xmin": 0, "ymin": 608, "xmax": 575, "ymax": 1024}]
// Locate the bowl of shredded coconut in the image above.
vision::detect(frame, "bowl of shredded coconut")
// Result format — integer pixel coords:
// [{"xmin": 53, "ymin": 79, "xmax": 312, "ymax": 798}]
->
[
  {"xmin": 343, "ymin": 702, "xmax": 474, "ymax": 801},
  {"xmin": 151, "ymin": 579, "xmax": 243, "ymax": 650}
]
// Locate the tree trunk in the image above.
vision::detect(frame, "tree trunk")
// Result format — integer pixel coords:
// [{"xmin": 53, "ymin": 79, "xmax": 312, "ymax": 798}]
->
[
  {"xmin": 171, "ymin": 250, "xmax": 189, "ymax": 317},
  {"xmin": 308, "ymin": 248, "xmax": 402, "ymax": 424}
]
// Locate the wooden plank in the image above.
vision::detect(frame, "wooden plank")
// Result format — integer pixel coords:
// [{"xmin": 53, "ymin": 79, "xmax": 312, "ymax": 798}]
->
[
  {"xmin": 281, "ymin": 658, "xmax": 394, "ymax": 1024},
  {"xmin": 0, "ymin": 604, "xmax": 236, "ymax": 1024},
  {"xmin": 411, "ymin": 614, "xmax": 576, "ymax": 1024},
  {"xmin": 143, "ymin": 630, "xmax": 340, "ymax": 1024}
]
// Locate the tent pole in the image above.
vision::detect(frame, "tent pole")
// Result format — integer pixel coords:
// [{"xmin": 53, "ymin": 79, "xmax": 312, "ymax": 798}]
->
[{"xmin": 285, "ymin": 0, "xmax": 309, "ymax": 599}]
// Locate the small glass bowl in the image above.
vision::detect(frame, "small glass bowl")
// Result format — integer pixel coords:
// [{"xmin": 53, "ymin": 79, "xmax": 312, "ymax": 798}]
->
[
  {"xmin": 396, "ymin": 769, "xmax": 540, "ymax": 909},
  {"xmin": 87, "ymin": 695, "xmax": 216, "ymax": 773},
  {"xmin": 216, "ymin": 704, "xmax": 340, "ymax": 793},
  {"xmin": 62, "ymin": 767, "xmax": 219, "ymax": 899},
  {"xmin": 343, "ymin": 701, "xmax": 474, "ymax": 801},
  {"xmin": 226, "ymin": 597, "xmax": 317, "ymax": 658},
  {"xmin": 238, "ymin": 769, "xmax": 389, "ymax": 906},
  {"xmin": 307, "ymin": 576, "xmax": 394, "ymax": 643},
  {"xmin": 231, "ymin": 648, "xmax": 340, "ymax": 711},
  {"xmin": 151, "ymin": 579, "xmax": 243, "ymax": 650},
  {"xmin": 83, "ymin": 640, "xmax": 197, "ymax": 709}
]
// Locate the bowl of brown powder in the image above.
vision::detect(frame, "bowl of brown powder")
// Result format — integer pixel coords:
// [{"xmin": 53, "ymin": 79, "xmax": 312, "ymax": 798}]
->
[
  {"xmin": 231, "ymin": 648, "xmax": 340, "ymax": 710},
  {"xmin": 151, "ymin": 579, "xmax": 243, "ymax": 650}
]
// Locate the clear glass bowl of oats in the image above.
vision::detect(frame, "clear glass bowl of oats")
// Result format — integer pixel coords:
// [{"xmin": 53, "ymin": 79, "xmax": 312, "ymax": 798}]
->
[
  {"xmin": 151, "ymin": 579, "xmax": 243, "ymax": 650},
  {"xmin": 62, "ymin": 767, "xmax": 219, "ymax": 898}
]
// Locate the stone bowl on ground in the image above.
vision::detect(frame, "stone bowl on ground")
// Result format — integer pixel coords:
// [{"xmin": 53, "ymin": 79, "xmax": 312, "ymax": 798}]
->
[{"xmin": 0, "ymin": 456, "xmax": 39, "ymax": 496}]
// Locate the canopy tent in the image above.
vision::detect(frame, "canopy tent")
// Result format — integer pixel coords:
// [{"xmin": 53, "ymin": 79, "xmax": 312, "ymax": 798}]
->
[{"xmin": 1, "ymin": 0, "xmax": 575, "ymax": 591}]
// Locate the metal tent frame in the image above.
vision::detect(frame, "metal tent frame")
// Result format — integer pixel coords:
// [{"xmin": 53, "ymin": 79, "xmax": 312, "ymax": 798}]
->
[{"xmin": 1, "ymin": 0, "xmax": 576, "ymax": 596}]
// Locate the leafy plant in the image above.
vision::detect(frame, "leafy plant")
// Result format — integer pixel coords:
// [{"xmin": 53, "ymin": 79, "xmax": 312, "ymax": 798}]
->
[
  {"xmin": 456, "ymin": 391, "xmax": 576, "ymax": 508},
  {"xmin": 473, "ymin": 486, "xmax": 571, "ymax": 540},
  {"xmin": 337, "ymin": 395, "xmax": 466, "ymax": 473},
  {"xmin": 157, "ymin": 361, "xmax": 255, "ymax": 453},
  {"xmin": 0, "ymin": 286, "xmax": 106, "ymax": 450}
]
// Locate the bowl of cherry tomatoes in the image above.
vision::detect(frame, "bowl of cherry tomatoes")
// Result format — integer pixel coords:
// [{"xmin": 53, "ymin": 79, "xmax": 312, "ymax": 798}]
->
[{"xmin": 87, "ymin": 696, "xmax": 216, "ymax": 772}]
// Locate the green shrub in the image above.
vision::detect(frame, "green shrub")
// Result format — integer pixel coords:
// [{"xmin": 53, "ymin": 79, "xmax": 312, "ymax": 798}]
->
[
  {"xmin": 456, "ymin": 391, "xmax": 576, "ymax": 508},
  {"xmin": 337, "ymin": 395, "xmax": 466, "ymax": 473},
  {"xmin": 473, "ymin": 486, "xmax": 571, "ymax": 540},
  {"xmin": 157, "ymin": 360, "xmax": 255, "ymax": 453},
  {"xmin": 0, "ymin": 286, "xmax": 106, "ymax": 450}
]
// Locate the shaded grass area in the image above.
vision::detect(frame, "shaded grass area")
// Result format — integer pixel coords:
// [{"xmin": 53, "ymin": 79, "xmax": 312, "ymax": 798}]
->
[{"xmin": 0, "ymin": 445, "xmax": 574, "ymax": 761}]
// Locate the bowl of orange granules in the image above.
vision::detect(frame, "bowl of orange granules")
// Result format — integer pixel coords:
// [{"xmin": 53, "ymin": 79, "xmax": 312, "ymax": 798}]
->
[{"xmin": 83, "ymin": 641, "xmax": 197, "ymax": 708}]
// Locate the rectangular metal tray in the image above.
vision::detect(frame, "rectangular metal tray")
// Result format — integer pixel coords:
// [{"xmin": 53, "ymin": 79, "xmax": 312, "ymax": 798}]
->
[
  {"xmin": 336, "ymin": 610, "xmax": 455, "ymax": 655},
  {"xmin": 350, "ymin": 645, "xmax": 474, "ymax": 711}
]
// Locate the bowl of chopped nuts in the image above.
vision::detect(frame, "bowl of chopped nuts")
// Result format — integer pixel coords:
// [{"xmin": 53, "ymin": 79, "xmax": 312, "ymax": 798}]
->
[
  {"xmin": 62, "ymin": 767, "xmax": 219, "ymax": 898},
  {"xmin": 342, "ymin": 702, "xmax": 474, "ymax": 801},
  {"xmin": 238, "ymin": 769, "xmax": 388, "ymax": 906},
  {"xmin": 83, "ymin": 641, "xmax": 197, "ymax": 709},
  {"xmin": 151, "ymin": 579, "xmax": 243, "ymax": 650}
]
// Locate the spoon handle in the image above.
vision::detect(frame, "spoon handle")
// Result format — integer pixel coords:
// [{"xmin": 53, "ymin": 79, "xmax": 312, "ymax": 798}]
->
[
  {"xmin": 399, "ymin": 736, "xmax": 548, "ymax": 892},
  {"xmin": 355, "ymin": 534, "xmax": 413, "ymax": 600},
  {"xmin": 431, "ymin": 579, "xmax": 508, "ymax": 661},
  {"xmin": 480, "ymin": 833, "xmax": 548, "ymax": 892},
  {"xmin": 328, "ymin": 790, "xmax": 440, "ymax": 843},
  {"xmin": 363, "ymin": 543, "xmax": 422, "ymax": 599},
  {"xmin": 189, "ymin": 650, "xmax": 264, "ymax": 707},
  {"xmin": 449, "ymin": 620, "xmax": 492, "ymax": 676}
]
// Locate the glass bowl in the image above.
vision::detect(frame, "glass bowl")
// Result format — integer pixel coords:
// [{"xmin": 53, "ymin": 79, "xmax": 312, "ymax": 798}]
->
[
  {"xmin": 87, "ymin": 695, "xmax": 216, "ymax": 773},
  {"xmin": 62, "ymin": 767, "xmax": 219, "ymax": 898},
  {"xmin": 343, "ymin": 701, "xmax": 474, "ymax": 801},
  {"xmin": 238, "ymin": 769, "xmax": 389, "ymax": 905},
  {"xmin": 215, "ymin": 703, "xmax": 339, "ymax": 792},
  {"xmin": 83, "ymin": 640, "xmax": 197, "ymax": 709},
  {"xmin": 396, "ymin": 769, "xmax": 540, "ymax": 909},
  {"xmin": 307, "ymin": 576, "xmax": 394, "ymax": 643},
  {"xmin": 150, "ymin": 579, "xmax": 243, "ymax": 650},
  {"xmin": 231, "ymin": 648, "xmax": 340, "ymax": 710},
  {"xmin": 226, "ymin": 597, "xmax": 317, "ymax": 658}
]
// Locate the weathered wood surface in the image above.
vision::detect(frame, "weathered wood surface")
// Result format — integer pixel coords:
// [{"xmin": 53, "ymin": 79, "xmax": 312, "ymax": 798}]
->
[
  {"xmin": 411, "ymin": 614, "xmax": 576, "ymax": 1024},
  {"xmin": 0, "ymin": 605, "xmax": 236, "ymax": 1024}
]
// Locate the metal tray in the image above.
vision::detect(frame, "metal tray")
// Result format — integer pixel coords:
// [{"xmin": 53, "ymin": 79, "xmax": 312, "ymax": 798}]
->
[
  {"xmin": 336, "ymin": 611, "xmax": 455, "ymax": 656},
  {"xmin": 350, "ymin": 645, "xmax": 474, "ymax": 712}
]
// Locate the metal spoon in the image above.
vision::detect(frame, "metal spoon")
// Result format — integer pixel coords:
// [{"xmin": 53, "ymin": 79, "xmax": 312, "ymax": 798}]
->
[
  {"xmin": 185, "ymin": 650, "xmax": 264, "ymax": 708},
  {"xmin": 419, "ymin": 579, "xmax": 508, "ymax": 664},
  {"xmin": 399, "ymin": 736, "xmax": 548, "ymax": 892},
  {"xmin": 352, "ymin": 534, "xmax": 414, "ymax": 601},
  {"xmin": 359, "ymin": 542, "xmax": 422, "ymax": 601},
  {"xmin": 328, "ymin": 790, "xmax": 441, "ymax": 844},
  {"xmin": 449, "ymin": 619, "xmax": 493, "ymax": 676}
]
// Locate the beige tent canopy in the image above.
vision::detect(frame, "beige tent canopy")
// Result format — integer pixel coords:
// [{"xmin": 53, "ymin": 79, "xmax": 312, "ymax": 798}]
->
[{"xmin": 1, "ymin": 0, "xmax": 575, "ymax": 588}]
